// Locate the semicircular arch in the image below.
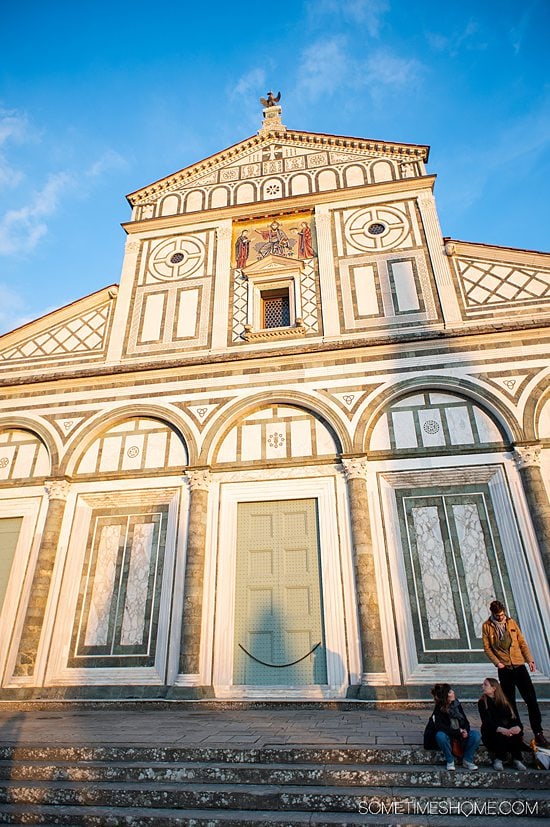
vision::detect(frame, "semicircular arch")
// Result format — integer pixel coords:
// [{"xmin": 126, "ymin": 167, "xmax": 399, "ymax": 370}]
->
[
  {"xmin": 0, "ymin": 416, "xmax": 59, "ymax": 475},
  {"xmin": 62, "ymin": 403, "xmax": 197, "ymax": 476},
  {"xmin": 202, "ymin": 391, "xmax": 351, "ymax": 466},
  {"xmin": 357, "ymin": 377, "xmax": 520, "ymax": 453},
  {"xmin": 522, "ymin": 369, "xmax": 550, "ymax": 440}
]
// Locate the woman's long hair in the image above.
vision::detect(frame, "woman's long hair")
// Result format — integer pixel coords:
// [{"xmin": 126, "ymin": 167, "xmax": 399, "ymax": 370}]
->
[
  {"xmin": 431, "ymin": 683, "xmax": 452, "ymax": 711},
  {"xmin": 481, "ymin": 677, "xmax": 513, "ymax": 714}
]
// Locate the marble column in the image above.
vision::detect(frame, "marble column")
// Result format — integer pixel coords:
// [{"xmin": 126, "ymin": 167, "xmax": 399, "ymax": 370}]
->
[
  {"xmin": 514, "ymin": 444, "xmax": 550, "ymax": 583},
  {"xmin": 341, "ymin": 458, "xmax": 384, "ymax": 676},
  {"xmin": 14, "ymin": 478, "xmax": 71, "ymax": 677},
  {"xmin": 179, "ymin": 468, "xmax": 212, "ymax": 675}
]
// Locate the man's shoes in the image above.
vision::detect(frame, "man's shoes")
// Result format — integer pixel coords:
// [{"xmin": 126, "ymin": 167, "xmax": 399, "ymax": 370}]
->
[
  {"xmin": 512, "ymin": 759, "xmax": 527, "ymax": 770},
  {"xmin": 446, "ymin": 761, "xmax": 455, "ymax": 771},
  {"xmin": 535, "ymin": 732, "xmax": 549, "ymax": 748},
  {"xmin": 492, "ymin": 759, "xmax": 504, "ymax": 771},
  {"xmin": 463, "ymin": 760, "xmax": 478, "ymax": 770}
]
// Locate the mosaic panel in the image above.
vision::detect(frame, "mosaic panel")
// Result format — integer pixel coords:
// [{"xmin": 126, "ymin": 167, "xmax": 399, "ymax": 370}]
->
[
  {"xmin": 397, "ymin": 485, "xmax": 515, "ymax": 664},
  {"xmin": 232, "ymin": 214, "xmax": 316, "ymax": 269},
  {"xmin": 69, "ymin": 505, "xmax": 168, "ymax": 668}
]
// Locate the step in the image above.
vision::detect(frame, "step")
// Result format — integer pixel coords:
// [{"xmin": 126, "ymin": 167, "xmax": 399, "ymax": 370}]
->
[
  {"xmin": 0, "ymin": 781, "xmax": 548, "ymax": 816},
  {"xmin": 0, "ymin": 803, "xmax": 545, "ymax": 827},
  {"xmin": 0, "ymin": 744, "xmax": 488, "ymax": 765},
  {"xmin": 0, "ymin": 760, "xmax": 546, "ymax": 790}
]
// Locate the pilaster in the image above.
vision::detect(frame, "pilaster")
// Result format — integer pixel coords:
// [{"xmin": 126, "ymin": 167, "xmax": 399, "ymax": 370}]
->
[
  {"xmin": 417, "ymin": 190, "xmax": 462, "ymax": 328},
  {"xmin": 314, "ymin": 207, "xmax": 340, "ymax": 339},
  {"xmin": 211, "ymin": 222, "xmax": 233, "ymax": 351}
]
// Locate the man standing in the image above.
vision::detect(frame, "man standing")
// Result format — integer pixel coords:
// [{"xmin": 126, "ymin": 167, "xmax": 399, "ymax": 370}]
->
[{"xmin": 482, "ymin": 599, "xmax": 548, "ymax": 747}]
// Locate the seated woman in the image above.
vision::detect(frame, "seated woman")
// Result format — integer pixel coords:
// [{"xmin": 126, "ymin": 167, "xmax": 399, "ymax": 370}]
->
[
  {"xmin": 479, "ymin": 677, "xmax": 526, "ymax": 771},
  {"xmin": 424, "ymin": 683, "xmax": 480, "ymax": 771}
]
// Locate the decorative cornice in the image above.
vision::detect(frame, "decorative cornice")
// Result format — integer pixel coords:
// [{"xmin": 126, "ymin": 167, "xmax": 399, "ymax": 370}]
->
[
  {"xmin": 243, "ymin": 321, "xmax": 306, "ymax": 342},
  {"xmin": 127, "ymin": 130, "xmax": 430, "ymax": 207}
]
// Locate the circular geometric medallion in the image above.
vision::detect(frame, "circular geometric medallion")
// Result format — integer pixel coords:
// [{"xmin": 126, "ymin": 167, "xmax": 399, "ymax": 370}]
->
[
  {"xmin": 149, "ymin": 236, "xmax": 205, "ymax": 280},
  {"xmin": 423, "ymin": 420, "xmax": 440, "ymax": 434},
  {"xmin": 127, "ymin": 446, "xmax": 140, "ymax": 458},
  {"xmin": 0, "ymin": 457, "xmax": 9, "ymax": 468},
  {"xmin": 344, "ymin": 206, "xmax": 409, "ymax": 251}
]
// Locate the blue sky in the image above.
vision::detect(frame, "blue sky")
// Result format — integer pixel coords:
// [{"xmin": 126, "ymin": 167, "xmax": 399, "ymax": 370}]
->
[{"xmin": 1, "ymin": 0, "xmax": 549, "ymax": 334}]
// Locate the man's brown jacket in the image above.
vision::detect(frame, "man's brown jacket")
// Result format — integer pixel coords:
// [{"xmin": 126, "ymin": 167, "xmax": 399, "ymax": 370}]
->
[{"xmin": 482, "ymin": 616, "xmax": 533, "ymax": 668}]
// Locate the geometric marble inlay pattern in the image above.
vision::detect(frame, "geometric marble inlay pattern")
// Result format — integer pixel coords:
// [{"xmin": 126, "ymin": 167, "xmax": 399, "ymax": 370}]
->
[
  {"xmin": 399, "ymin": 488, "xmax": 513, "ymax": 663},
  {"xmin": 410, "ymin": 506, "xmax": 460, "ymax": 640},
  {"xmin": 299, "ymin": 259, "xmax": 320, "ymax": 331},
  {"xmin": 0, "ymin": 429, "xmax": 50, "ymax": 480},
  {"xmin": 0, "ymin": 302, "xmax": 112, "ymax": 362},
  {"xmin": 457, "ymin": 258, "xmax": 550, "ymax": 309},
  {"xmin": 70, "ymin": 506, "xmax": 167, "ymax": 668},
  {"xmin": 215, "ymin": 405, "xmax": 339, "ymax": 465}
]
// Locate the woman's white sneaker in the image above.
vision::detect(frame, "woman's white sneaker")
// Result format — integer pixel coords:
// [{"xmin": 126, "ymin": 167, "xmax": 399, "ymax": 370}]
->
[
  {"xmin": 463, "ymin": 760, "xmax": 478, "ymax": 770},
  {"xmin": 492, "ymin": 759, "xmax": 504, "ymax": 771}
]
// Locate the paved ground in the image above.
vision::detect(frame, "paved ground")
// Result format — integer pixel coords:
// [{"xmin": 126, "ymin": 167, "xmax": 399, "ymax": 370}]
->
[{"xmin": 0, "ymin": 703, "xmax": 548, "ymax": 749}]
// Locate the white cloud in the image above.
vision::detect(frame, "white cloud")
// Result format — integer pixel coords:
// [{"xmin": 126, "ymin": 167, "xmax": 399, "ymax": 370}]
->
[
  {"xmin": 0, "ymin": 171, "xmax": 74, "ymax": 256},
  {"xmin": 0, "ymin": 107, "xmax": 32, "ymax": 190},
  {"xmin": 0, "ymin": 283, "xmax": 26, "ymax": 335},
  {"xmin": 85, "ymin": 149, "xmax": 127, "ymax": 179},
  {"xmin": 296, "ymin": 36, "xmax": 351, "ymax": 100},
  {"xmin": 365, "ymin": 49, "xmax": 423, "ymax": 92},
  {"xmin": 426, "ymin": 20, "xmax": 487, "ymax": 57},
  {"xmin": 295, "ymin": 38, "xmax": 423, "ymax": 103},
  {"xmin": 311, "ymin": 0, "xmax": 390, "ymax": 37},
  {"xmin": 231, "ymin": 68, "xmax": 267, "ymax": 100}
]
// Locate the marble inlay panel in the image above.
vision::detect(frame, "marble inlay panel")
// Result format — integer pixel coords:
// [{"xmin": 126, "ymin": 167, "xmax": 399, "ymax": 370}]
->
[
  {"xmin": 120, "ymin": 522, "xmax": 155, "ymax": 646},
  {"xmin": 84, "ymin": 523, "xmax": 122, "ymax": 647},
  {"xmin": 411, "ymin": 506, "xmax": 460, "ymax": 639},
  {"xmin": 452, "ymin": 502, "xmax": 494, "ymax": 631}
]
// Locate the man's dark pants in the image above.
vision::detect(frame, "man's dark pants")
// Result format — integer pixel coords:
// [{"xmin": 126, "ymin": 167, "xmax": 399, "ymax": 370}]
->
[{"xmin": 498, "ymin": 665, "xmax": 542, "ymax": 734}]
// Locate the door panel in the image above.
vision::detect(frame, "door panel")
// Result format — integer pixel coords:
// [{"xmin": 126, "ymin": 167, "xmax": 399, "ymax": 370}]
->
[
  {"xmin": 0, "ymin": 517, "xmax": 22, "ymax": 614},
  {"xmin": 234, "ymin": 499, "xmax": 326, "ymax": 685}
]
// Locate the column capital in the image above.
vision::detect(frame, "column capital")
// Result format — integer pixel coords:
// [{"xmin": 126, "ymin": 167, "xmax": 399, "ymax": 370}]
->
[
  {"xmin": 216, "ymin": 225, "xmax": 232, "ymax": 241},
  {"xmin": 513, "ymin": 443, "xmax": 542, "ymax": 470},
  {"xmin": 185, "ymin": 468, "xmax": 213, "ymax": 491},
  {"xmin": 44, "ymin": 478, "xmax": 71, "ymax": 501},
  {"xmin": 341, "ymin": 457, "xmax": 368, "ymax": 481}
]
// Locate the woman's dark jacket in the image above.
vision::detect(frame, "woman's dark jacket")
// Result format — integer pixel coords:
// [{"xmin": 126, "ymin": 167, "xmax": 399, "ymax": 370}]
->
[
  {"xmin": 477, "ymin": 696, "xmax": 522, "ymax": 740},
  {"xmin": 424, "ymin": 700, "xmax": 470, "ymax": 750}
]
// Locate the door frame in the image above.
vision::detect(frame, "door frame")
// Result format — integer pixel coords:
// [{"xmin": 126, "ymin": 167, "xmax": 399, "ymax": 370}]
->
[
  {"xmin": 376, "ymin": 458, "xmax": 550, "ymax": 684},
  {"xmin": 213, "ymin": 476, "xmax": 351, "ymax": 698}
]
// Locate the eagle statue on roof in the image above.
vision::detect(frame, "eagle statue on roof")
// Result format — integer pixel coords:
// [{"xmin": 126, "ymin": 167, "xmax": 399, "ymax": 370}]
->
[{"xmin": 260, "ymin": 91, "xmax": 281, "ymax": 108}]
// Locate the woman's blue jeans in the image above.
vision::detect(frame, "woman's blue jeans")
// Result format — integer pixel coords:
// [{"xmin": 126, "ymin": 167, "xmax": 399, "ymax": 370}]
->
[{"xmin": 435, "ymin": 729, "xmax": 480, "ymax": 763}]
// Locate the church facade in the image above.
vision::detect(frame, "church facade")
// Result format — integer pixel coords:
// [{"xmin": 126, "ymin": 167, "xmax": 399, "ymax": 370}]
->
[{"xmin": 0, "ymin": 101, "xmax": 549, "ymax": 700}]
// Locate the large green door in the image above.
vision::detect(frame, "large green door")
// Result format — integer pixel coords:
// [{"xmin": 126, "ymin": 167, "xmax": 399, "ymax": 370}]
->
[
  {"xmin": 234, "ymin": 499, "xmax": 326, "ymax": 686},
  {"xmin": 0, "ymin": 517, "xmax": 22, "ymax": 615}
]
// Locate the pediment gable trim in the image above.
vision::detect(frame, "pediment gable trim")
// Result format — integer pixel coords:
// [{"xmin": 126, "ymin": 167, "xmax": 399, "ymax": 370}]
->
[{"xmin": 127, "ymin": 129, "xmax": 429, "ymax": 207}]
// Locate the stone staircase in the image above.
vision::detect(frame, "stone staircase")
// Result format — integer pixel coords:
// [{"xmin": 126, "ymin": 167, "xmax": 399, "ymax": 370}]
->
[{"xmin": 0, "ymin": 745, "xmax": 547, "ymax": 825}]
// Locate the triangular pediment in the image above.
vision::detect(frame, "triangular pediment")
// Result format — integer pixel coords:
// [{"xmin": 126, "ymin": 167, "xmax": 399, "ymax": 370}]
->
[
  {"xmin": 127, "ymin": 127, "xmax": 430, "ymax": 210},
  {"xmin": 0, "ymin": 285, "xmax": 118, "ymax": 372},
  {"xmin": 243, "ymin": 254, "xmax": 300, "ymax": 275}
]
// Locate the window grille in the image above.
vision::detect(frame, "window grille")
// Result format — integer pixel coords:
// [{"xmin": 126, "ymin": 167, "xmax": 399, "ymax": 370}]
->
[{"xmin": 261, "ymin": 289, "xmax": 290, "ymax": 328}]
